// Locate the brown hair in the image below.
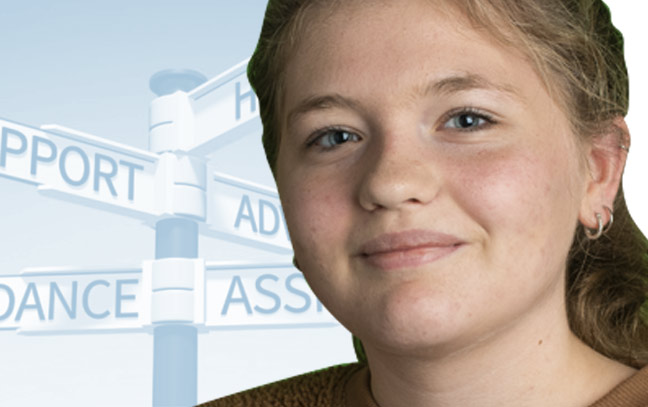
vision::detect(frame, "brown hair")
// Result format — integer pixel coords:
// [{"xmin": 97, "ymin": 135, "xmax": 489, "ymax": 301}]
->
[{"xmin": 248, "ymin": 0, "xmax": 648, "ymax": 367}]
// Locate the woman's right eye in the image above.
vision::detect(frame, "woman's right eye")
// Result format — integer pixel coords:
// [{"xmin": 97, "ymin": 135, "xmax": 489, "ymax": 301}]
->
[{"xmin": 308, "ymin": 128, "xmax": 361, "ymax": 150}]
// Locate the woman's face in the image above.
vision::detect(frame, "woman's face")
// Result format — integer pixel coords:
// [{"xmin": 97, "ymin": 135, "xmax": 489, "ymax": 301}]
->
[{"xmin": 276, "ymin": 0, "xmax": 589, "ymax": 355}]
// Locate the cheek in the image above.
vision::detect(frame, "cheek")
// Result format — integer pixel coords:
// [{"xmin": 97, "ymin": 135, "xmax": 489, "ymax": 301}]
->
[
  {"xmin": 449, "ymin": 146, "xmax": 577, "ymax": 230},
  {"xmin": 432, "ymin": 146, "xmax": 582, "ymax": 325},
  {"xmin": 445, "ymin": 144, "xmax": 582, "ymax": 276},
  {"xmin": 279, "ymin": 171, "xmax": 352, "ymax": 260},
  {"xmin": 278, "ymin": 170, "xmax": 361, "ymax": 314}
]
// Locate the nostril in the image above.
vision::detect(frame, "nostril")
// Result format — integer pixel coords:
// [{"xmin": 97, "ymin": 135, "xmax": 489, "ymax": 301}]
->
[
  {"xmin": 356, "ymin": 143, "xmax": 440, "ymax": 211},
  {"xmin": 358, "ymin": 178, "xmax": 438, "ymax": 211}
]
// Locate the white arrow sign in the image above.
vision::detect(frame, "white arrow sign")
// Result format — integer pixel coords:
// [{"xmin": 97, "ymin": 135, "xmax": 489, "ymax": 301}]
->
[
  {"xmin": 0, "ymin": 118, "xmax": 162, "ymax": 220},
  {"xmin": 203, "ymin": 172, "xmax": 292, "ymax": 254},
  {"xmin": 204, "ymin": 262, "xmax": 337, "ymax": 329},
  {"xmin": 188, "ymin": 59, "xmax": 261, "ymax": 155},
  {"xmin": 0, "ymin": 262, "xmax": 339, "ymax": 333},
  {"xmin": 0, "ymin": 266, "xmax": 148, "ymax": 334}
]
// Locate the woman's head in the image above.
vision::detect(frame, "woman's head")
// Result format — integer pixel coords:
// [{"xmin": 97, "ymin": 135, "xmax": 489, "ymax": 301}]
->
[
  {"xmin": 250, "ymin": 0, "xmax": 628, "ymax": 172},
  {"xmin": 249, "ymin": 0, "xmax": 648, "ymax": 366}
]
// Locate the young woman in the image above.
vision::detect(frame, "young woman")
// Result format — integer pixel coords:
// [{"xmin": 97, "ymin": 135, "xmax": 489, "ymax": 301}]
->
[{"xmin": 202, "ymin": 0, "xmax": 648, "ymax": 405}]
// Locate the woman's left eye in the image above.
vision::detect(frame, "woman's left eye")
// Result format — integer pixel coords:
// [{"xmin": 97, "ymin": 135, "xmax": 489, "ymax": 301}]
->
[{"xmin": 442, "ymin": 109, "xmax": 494, "ymax": 131}]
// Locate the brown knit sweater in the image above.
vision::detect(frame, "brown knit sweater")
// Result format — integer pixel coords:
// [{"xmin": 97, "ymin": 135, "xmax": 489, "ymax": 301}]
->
[{"xmin": 199, "ymin": 363, "xmax": 648, "ymax": 406}]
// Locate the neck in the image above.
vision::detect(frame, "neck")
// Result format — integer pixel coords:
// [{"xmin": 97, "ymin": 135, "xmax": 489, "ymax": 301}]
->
[{"xmin": 363, "ymin": 287, "xmax": 635, "ymax": 407}]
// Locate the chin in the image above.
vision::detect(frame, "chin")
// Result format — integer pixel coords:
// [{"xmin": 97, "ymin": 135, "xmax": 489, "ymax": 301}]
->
[{"xmin": 355, "ymin": 281, "xmax": 480, "ymax": 357}]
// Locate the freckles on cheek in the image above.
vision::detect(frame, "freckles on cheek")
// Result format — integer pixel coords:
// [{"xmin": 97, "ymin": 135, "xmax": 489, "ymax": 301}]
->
[
  {"xmin": 284, "ymin": 177, "xmax": 349, "ymax": 252},
  {"xmin": 450, "ymin": 150, "xmax": 553, "ymax": 230}
]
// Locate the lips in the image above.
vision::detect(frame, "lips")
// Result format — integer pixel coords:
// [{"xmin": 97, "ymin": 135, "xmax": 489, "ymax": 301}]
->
[{"xmin": 358, "ymin": 229, "xmax": 464, "ymax": 270}]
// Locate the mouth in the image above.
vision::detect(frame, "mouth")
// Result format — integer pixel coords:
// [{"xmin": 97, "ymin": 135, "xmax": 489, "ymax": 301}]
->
[{"xmin": 358, "ymin": 229, "xmax": 465, "ymax": 271}]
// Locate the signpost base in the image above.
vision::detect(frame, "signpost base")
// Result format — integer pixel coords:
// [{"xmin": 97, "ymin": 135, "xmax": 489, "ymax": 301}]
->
[{"xmin": 153, "ymin": 325, "xmax": 198, "ymax": 407}]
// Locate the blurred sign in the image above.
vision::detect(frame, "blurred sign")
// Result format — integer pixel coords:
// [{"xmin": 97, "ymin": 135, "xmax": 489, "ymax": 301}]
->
[
  {"xmin": 187, "ymin": 60, "xmax": 261, "ymax": 155},
  {"xmin": 204, "ymin": 263, "xmax": 337, "ymax": 329},
  {"xmin": 0, "ymin": 263, "xmax": 339, "ymax": 332},
  {"xmin": 205, "ymin": 172, "xmax": 292, "ymax": 253},
  {"xmin": 0, "ymin": 267, "xmax": 147, "ymax": 334},
  {"xmin": 0, "ymin": 119, "xmax": 161, "ymax": 220}
]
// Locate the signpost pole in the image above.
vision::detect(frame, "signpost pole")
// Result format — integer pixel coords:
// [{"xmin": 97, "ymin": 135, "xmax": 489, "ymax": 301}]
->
[
  {"xmin": 153, "ymin": 218, "xmax": 199, "ymax": 407},
  {"xmin": 149, "ymin": 70, "xmax": 207, "ymax": 407},
  {"xmin": 0, "ymin": 59, "xmax": 341, "ymax": 405}
]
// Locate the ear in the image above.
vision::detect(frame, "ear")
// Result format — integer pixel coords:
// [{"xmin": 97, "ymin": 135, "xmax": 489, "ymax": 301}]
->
[{"xmin": 578, "ymin": 116, "xmax": 630, "ymax": 229}]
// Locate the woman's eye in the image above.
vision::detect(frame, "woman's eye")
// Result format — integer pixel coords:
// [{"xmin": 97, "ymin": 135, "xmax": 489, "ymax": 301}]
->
[
  {"xmin": 309, "ymin": 128, "xmax": 360, "ymax": 150},
  {"xmin": 442, "ymin": 110, "xmax": 494, "ymax": 131}
]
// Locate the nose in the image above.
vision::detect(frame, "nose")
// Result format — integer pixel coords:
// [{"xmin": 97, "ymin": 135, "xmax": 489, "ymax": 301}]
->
[{"xmin": 357, "ymin": 130, "xmax": 439, "ymax": 212}]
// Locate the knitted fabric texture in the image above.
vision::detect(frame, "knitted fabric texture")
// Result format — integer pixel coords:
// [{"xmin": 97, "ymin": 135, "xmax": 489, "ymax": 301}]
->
[
  {"xmin": 199, "ymin": 362, "xmax": 648, "ymax": 406},
  {"xmin": 199, "ymin": 363, "xmax": 363, "ymax": 407}
]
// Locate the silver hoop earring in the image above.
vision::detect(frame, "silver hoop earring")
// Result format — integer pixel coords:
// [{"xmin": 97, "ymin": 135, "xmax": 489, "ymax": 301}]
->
[{"xmin": 584, "ymin": 205, "xmax": 614, "ymax": 240}]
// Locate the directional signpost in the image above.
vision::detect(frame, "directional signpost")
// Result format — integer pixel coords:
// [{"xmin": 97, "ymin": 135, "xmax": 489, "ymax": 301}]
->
[
  {"xmin": 0, "ymin": 60, "xmax": 338, "ymax": 406},
  {"xmin": 203, "ymin": 262, "xmax": 336, "ymax": 329},
  {"xmin": 188, "ymin": 60, "xmax": 260, "ymax": 155},
  {"xmin": 0, "ymin": 119, "xmax": 162, "ymax": 221},
  {"xmin": 205, "ymin": 172, "xmax": 292, "ymax": 254},
  {"xmin": 0, "ymin": 266, "xmax": 145, "ymax": 334}
]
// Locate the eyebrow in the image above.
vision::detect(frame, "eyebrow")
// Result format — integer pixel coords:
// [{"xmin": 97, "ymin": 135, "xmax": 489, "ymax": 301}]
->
[
  {"xmin": 426, "ymin": 73, "xmax": 520, "ymax": 99},
  {"xmin": 286, "ymin": 73, "xmax": 520, "ymax": 126},
  {"xmin": 286, "ymin": 93, "xmax": 361, "ymax": 128}
]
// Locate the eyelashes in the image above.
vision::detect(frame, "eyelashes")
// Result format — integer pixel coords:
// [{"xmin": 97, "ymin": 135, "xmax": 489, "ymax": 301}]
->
[
  {"xmin": 439, "ymin": 107, "xmax": 495, "ymax": 132},
  {"xmin": 305, "ymin": 107, "xmax": 497, "ymax": 152},
  {"xmin": 306, "ymin": 127, "xmax": 361, "ymax": 150}
]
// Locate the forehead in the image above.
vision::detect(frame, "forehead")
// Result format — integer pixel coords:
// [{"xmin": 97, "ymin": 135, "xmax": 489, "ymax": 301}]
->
[{"xmin": 280, "ymin": 0, "xmax": 540, "ymax": 123}]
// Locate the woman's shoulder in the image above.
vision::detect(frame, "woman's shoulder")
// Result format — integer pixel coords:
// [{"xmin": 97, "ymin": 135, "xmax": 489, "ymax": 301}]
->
[
  {"xmin": 197, "ymin": 362, "xmax": 366, "ymax": 407},
  {"xmin": 591, "ymin": 364, "xmax": 648, "ymax": 407}
]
